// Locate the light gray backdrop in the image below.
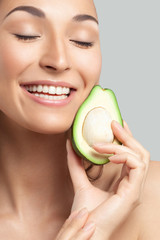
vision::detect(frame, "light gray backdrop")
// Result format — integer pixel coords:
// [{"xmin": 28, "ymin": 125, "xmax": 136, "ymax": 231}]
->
[{"xmin": 94, "ymin": 0, "xmax": 160, "ymax": 161}]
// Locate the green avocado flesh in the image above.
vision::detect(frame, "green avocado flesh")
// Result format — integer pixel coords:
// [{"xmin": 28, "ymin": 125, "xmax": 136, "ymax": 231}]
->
[{"xmin": 71, "ymin": 85, "xmax": 123, "ymax": 165}]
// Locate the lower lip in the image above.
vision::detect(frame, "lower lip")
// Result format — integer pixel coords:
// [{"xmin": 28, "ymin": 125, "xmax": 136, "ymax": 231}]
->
[{"xmin": 21, "ymin": 86, "xmax": 76, "ymax": 107}]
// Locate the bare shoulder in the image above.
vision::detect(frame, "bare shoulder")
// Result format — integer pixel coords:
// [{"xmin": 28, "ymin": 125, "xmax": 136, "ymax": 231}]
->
[
  {"xmin": 141, "ymin": 160, "xmax": 160, "ymax": 212},
  {"xmin": 144, "ymin": 160, "xmax": 160, "ymax": 198},
  {"xmin": 137, "ymin": 160, "xmax": 160, "ymax": 240},
  {"xmin": 108, "ymin": 160, "xmax": 160, "ymax": 240},
  {"xmin": 147, "ymin": 160, "xmax": 160, "ymax": 177}
]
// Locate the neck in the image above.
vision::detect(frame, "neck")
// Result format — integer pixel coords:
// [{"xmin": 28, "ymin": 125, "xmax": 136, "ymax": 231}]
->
[{"xmin": 0, "ymin": 113, "xmax": 73, "ymax": 221}]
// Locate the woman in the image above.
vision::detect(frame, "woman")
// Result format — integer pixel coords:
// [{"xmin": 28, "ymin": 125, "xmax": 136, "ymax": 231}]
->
[{"xmin": 0, "ymin": 0, "xmax": 159, "ymax": 239}]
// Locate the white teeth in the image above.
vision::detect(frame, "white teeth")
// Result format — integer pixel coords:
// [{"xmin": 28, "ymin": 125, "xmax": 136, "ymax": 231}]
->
[
  {"xmin": 42, "ymin": 85, "xmax": 49, "ymax": 93},
  {"xmin": 63, "ymin": 87, "xmax": 70, "ymax": 94},
  {"xmin": 40, "ymin": 94, "xmax": 44, "ymax": 98},
  {"xmin": 56, "ymin": 86, "xmax": 62, "ymax": 95},
  {"xmin": 37, "ymin": 85, "xmax": 43, "ymax": 92},
  {"xmin": 33, "ymin": 93, "xmax": 68, "ymax": 100},
  {"xmin": 48, "ymin": 86, "xmax": 56, "ymax": 94},
  {"xmin": 33, "ymin": 85, "xmax": 37, "ymax": 92},
  {"xmin": 25, "ymin": 84, "xmax": 71, "ymax": 95},
  {"xmin": 29, "ymin": 86, "xmax": 33, "ymax": 91}
]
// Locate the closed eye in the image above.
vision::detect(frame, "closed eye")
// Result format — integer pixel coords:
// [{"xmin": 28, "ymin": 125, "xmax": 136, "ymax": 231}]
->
[
  {"xmin": 13, "ymin": 34, "xmax": 40, "ymax": 41},
  {"xmin": 13, "ymin": 34, "xmax": 94, "ymax": 48},
  {"xmin": 70, "ymin": 40, "xmax": 94, "ymax": 48}
]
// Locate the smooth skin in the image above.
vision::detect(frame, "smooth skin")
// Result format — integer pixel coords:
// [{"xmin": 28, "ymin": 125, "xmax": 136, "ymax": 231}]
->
[{"xmin": 0, "ymin": 0, "xmax": 159, "ymax": 239}]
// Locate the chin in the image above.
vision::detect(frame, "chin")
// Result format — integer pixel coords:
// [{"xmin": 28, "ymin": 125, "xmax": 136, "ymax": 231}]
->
[
  {"xmin": 22, "ymin": 108, "xmax": 76, "ymax": 134},
  {"xmin": 22, "ymin": 119, "xmax": 72, "ymax": 135},
  {"xmin": 0, "ymin": 105, "xmax": 76, "ymax": 135}
]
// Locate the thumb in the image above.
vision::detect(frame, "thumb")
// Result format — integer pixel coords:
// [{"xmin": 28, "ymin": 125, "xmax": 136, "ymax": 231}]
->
[{"xmin": 66, "ymin": 139, "xmax": 91, "ymax": 193}]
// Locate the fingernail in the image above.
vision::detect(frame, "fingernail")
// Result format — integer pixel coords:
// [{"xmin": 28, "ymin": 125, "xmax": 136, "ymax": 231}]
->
[
  {"xmin": 108, "ymin": 155, "xmax": 116, "ymax": 160},
  {"xmin": 83, "ymin": 222, "xmax": 96, "ymax": 231},
  {"xmin": 76, "ymin": 208, "xmax": 88, "ymax": 218},
  {"xmin": 93, "ymin": 143, "xmax": 106, "ymax": 147},
  {"xmin": 108, "ymin": 155, "xmax": 119, "ymax": 162}
]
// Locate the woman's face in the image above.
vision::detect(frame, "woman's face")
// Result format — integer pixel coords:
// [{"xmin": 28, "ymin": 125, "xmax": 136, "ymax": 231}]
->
[{"xmin": 0, "ymin": 0, "xmax": 101, "ymax": 134}]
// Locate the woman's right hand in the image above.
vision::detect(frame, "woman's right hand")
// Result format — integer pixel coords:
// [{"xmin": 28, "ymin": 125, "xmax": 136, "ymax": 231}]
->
[
  {"xmin": 66, "ymin": 120, "xmax": 150, "ymax": 239},
  {"xmin": 55, "ymin": 208, "xmax": 96, "ymax": 240}
]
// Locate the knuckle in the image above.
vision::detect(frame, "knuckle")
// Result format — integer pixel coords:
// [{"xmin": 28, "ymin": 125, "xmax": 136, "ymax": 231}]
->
[
  {"xmin": 141, "ymin": 149, "xmax": 150, "ymax": 161},
  {"xmin": 132, "ymin": 197, "xmax": 142, "ymax": 208},
  {"xmin": 125, "ymin": 152, "xmax": 129, "ymax": 159},
  {"xmin": 145, "ymin": 150, "xmax": 150, "ymax": 159},
  {"xmin": 139, "ymin": 160, "xmax": 146, "ymax": 171},
  {"xmin": 123, "ymin": 135, "xmax": 131, "ymax": 145},
  {"xmin": 124, "ymin": 152, "xmax": 131, "ymax": 162},
  {"xmin": 133, "ymin": 154, "xmax": 146, "ymax": 170}
]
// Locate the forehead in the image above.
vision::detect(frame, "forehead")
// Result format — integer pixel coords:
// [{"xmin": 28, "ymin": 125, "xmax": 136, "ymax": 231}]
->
[{"xmin": 0, "ymin": 0, "xmax": 97, "ymax": 20}]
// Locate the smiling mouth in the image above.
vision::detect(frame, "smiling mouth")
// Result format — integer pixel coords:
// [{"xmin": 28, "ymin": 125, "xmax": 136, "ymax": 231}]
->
[{"xmin": 23, "ymin": 84, "xmax": 73, "ymax": 100}]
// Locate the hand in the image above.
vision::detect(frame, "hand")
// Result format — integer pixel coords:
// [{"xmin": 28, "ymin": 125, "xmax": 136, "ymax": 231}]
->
[
  {"xmin": 66, "ymin": 120, "xmax": 150, "ymax": 239},
  {"xmin": 55, "ymin": 208, "xmax": 96, "ymax": 240}
]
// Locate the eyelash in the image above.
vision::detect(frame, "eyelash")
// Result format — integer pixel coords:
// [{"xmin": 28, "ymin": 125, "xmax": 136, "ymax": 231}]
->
[
  {"xmin": 14, "ymin": 34, "xmax": 40, "ymax": 41},
  {"xmin": 70, "ymin": 40, "xmax": 94, "ymax": 48},
  {"xmin": 14, "ymin": 35, "xmax": 94, "ymax": 48}
]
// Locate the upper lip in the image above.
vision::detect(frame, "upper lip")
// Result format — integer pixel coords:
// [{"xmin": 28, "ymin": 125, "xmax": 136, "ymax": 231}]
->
[{"xmin": 20, "ymin": 80, "xmax": 76, "ymax": 90}]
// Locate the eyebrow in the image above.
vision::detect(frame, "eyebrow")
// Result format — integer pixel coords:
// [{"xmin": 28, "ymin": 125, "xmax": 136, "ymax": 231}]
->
[
  {"xmin": 72, "ymin": 14, "xmax": 99, "ymax": 25},
  {"xmin": 4, "ymin": 6, "xmax": 45, "ymax": 19},
  {"xmin": 4, "ymin": 5, "xmax": 99, "ymax": 25}
]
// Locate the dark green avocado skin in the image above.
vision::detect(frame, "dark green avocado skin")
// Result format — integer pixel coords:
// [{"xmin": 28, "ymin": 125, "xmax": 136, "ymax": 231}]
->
[{"xmin": 71, "ymin": 85, "xmax": 123, "ymax": 165}]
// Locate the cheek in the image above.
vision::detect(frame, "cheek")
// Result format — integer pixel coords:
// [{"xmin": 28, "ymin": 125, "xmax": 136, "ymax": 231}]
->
[
  {"xmin": 0, "ymin": 39, "xmax": 36, "ymax": 115},
  {"xmin": 0, "ymin": 40, "xmax": 35, "ymax": 81},
  {"xmin": 71, "ymin": 46, "xmax": 102, "ymax": 85}
]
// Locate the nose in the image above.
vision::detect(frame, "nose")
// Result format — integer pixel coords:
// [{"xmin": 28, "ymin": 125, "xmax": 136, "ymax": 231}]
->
[{"xmin": 39, "ymin": 37, "xmax": 71, "ymax": 73}]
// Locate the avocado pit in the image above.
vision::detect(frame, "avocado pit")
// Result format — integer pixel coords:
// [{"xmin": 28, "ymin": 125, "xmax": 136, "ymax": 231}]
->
[{"xmin": 82, "ymin": 107, "xmax": 114, "ymax": 147}]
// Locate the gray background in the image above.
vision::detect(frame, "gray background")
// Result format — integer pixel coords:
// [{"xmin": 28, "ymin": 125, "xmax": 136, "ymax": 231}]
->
[{"xmin": 94, "ymin": 0, "xmax": 160, "ymax": 161}]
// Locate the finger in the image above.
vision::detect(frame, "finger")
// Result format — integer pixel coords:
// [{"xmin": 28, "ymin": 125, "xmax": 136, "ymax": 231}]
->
[
  {"xmin": 108, "ymin": 153, "xmax": 146, "ymax": 186},
  {"xmin": 73, "ymin": 222, "xmax": 96, "ymax": 240},
  {"xmin": 123, "ymin": 120, "xmax": 133, "ymax": 136},
  {"xmin": 111, "ymin": 120, "xmax": 147, "ymax": 155},
  {"xmin": 66, "ymin": 140, "xmax": 91, "ymax": 193},
  {"xmin": 56, "ymin": 208, "xmax": 88, "ymax": 239},
  {"xmin": 112, "ymin": 121, "xmax": 150, "ymax": 166},
  {"xmin": 56, "ymin": 208, "xmax": 95, "ymax": 240},
  {"xmin": 93, "ymin": 143, "xmax": 138, "ymax": 158}
]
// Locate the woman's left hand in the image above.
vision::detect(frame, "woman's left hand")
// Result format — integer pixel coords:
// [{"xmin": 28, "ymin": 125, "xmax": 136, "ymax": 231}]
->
[{"xmin": 66, "ymin": 120, "xmax": 150, "ymax": 239}]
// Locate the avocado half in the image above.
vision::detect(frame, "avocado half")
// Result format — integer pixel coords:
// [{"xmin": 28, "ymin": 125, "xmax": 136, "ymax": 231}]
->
[{"xmin": 71, "ymin": 85, "xmax": 123, "ymax": 165}]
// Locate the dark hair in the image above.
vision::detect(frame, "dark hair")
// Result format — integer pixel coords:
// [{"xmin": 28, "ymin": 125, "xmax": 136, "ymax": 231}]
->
[{"xmin": 84, "ymin": 161, "xmax": 104, "ymax": 182}]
